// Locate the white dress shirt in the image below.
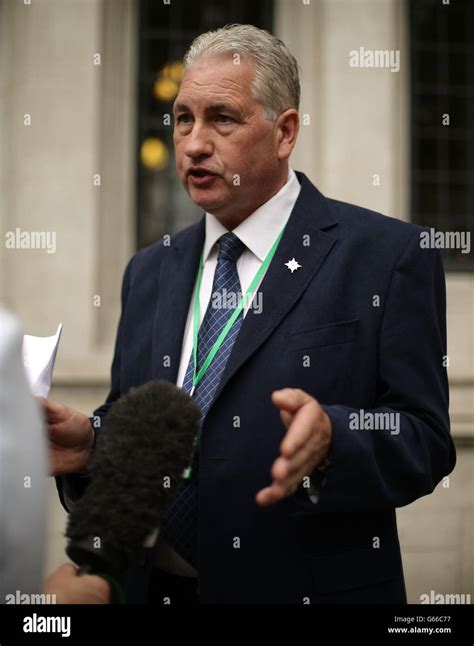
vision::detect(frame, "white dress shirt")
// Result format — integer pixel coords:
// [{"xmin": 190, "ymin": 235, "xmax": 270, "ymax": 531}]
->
[{"xmin": 154, "ymin": 169, "xmax": 301, "ymax": 577}]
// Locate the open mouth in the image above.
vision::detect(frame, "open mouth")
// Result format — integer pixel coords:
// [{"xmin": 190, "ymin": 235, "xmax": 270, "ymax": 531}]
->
[
  {"xmin": 188, "ymin": 169, "xmax": 215, "ymax": 177},
  {"xmin": 187, "ymin": 168, "xmax": 218, "ymax": 187}
]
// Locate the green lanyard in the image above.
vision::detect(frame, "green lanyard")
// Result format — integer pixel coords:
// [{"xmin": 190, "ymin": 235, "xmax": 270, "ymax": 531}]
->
[{"xmin": 182, "ymin": 222, "xmax": 287, "ymax": 480}]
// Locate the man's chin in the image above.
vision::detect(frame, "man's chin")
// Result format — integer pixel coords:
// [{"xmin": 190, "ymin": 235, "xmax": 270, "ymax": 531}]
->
[{"xmin": 188, "ymin": 189, "xmax": 225, "ymax": 214}]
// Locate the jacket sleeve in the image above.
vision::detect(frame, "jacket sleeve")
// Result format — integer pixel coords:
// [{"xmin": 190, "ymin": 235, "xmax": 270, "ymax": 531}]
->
[
  {"xmin": 305, "ymin": 231, "xmax": 456, "ymax": 512},
  {"xmin": 55, "ymin": 256, "xmax": 134, "ymax": 513}
]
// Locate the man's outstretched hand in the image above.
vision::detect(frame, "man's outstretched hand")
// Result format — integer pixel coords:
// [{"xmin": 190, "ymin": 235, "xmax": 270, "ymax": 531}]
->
[
  {"xmin": 37, "ymin": 397, "xmax": 94, "ymax": 477},
  {"xmin": 255, "ymin": 388, "xmax": 332, "ymax": 506}
]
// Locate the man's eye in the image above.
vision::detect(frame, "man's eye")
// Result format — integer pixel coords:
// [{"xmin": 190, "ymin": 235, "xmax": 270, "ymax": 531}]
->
[
  {"xmin": 216, "ymin": 115, "xmax": 233, "ymax": 123},
  {"xmin": 176, "ymin": 114, "xmax": 192, "ymax": 123}
]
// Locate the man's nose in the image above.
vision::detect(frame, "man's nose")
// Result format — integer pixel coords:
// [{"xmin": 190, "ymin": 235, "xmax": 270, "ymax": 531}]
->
[{"xmin": 184, "ymin": 122, "xmax": 213, "ymax": 159}]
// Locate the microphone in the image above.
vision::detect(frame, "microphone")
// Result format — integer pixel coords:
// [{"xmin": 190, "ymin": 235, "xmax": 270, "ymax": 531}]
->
[{"xmin": 65, "ymin": 380, "xmax": 201, "ymax": 600}]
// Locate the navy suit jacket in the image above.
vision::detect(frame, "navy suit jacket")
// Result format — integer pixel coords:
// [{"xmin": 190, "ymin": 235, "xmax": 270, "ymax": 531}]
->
[{"xmin": 57, "ymin": 172, "xmax": 455, "ymax": 603}]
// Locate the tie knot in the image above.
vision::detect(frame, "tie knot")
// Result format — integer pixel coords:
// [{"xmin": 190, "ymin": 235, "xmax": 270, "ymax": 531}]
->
[{"xmin": 217, "ymin": 232, "xmax": 245, "ymax": 264}]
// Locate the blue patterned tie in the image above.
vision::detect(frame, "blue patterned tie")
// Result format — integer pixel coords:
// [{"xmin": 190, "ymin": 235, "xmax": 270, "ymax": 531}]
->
[{"xmin": 160, "ymin": 232, "xmax": 246, "ymax": 568}]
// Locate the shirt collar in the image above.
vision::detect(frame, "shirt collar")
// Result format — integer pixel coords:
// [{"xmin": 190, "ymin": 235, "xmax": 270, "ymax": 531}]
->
[{"xmin": 203, "ymin": 168, "xmax": 301, "ymax": 263}]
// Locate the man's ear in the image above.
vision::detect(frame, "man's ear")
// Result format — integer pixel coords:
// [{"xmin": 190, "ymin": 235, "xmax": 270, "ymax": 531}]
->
[{"xmin": 276, "ymin": 109, "xmax": 299, "ymax": 161}]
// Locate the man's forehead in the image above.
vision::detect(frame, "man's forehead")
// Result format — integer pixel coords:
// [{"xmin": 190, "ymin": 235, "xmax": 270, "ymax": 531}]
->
[
  {"xmin": 174, "ymin": 70, "xmax": 255, "ymax": 111},
  {"xmin": 174, "ymin": 100, "xmax": 239, "ymax": 112},
  {"xmin": 181, "ymin": 56, "xmax": 254, "ymax": 89},
  {"xmin": 173, "ymin": 55, "xmax": 259, "ymax": 114}
]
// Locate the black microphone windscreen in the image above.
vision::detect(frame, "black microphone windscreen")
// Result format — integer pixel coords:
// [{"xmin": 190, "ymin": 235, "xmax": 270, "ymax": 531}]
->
[{"xmin": 65, "ymin": 379, "xmax": 201, "ymax": 574}]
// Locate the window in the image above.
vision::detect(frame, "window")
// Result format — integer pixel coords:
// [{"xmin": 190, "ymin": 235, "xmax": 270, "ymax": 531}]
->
[{"xmin": 410, "ymin": 0, "xmax": 474, "ymax": 270}]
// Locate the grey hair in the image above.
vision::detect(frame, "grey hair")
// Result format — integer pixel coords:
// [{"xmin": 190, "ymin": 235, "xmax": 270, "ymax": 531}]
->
[{"xmin": 183, "ymin": 23, "xmax": 300, "ymax": 120}]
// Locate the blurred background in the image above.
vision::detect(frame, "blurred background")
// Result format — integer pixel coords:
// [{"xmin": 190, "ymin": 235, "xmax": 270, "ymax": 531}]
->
[{"xmin": 0, "ymin": 0, "xmax": 472, "ymax": 603}]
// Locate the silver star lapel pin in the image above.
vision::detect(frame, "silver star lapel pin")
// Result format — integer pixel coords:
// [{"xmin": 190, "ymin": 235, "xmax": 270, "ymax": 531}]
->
[{"xmin": 285, "ymin": 258, "xmax": 302, "ymax": 273}]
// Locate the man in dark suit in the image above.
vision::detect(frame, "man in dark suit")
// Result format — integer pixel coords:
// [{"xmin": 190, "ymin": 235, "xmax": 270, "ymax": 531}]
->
[{"xmin": 43, "ymin": 24, "xmax": 455, "ymax": 604}]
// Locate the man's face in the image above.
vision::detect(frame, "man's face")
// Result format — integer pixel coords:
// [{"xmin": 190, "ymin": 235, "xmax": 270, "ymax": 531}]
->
[{"xmin": 173, "ymin": 56, "xmax": 285, "ymax": 225}]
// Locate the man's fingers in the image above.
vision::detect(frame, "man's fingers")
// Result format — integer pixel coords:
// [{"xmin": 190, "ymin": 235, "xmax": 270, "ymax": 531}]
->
[
  {"xmin": 272, "ymin": 388, "xmax": 313, "ymax": 413},
  {"xmin": 57, "ymin": 563, "xmax": 78, "ymax": 574},
  {"xmin": 80, "ymin": 575, "xmax": 111, "ymax": 603},
  {"xmin": 271, "ymin": 456, "xmax": 289, "ymax": 480},
  {"xmin": 271, "ymin": 447, "xmax": 316, "ymax": 482},
  {"xmin": 273, "ymin": 389, "xmax": 323, "ymax": 457},
  {"xmin": 256, "ymin": 479, "xmax": 299, "ymax": 506},
  {"xmin": 257, "ymin": 453, "xmax": 315, "ymax": 507},
  {"xmin": 256, "ymin": 483, "xmax": 286, "ymax": 506},
  {"xmin": 279, "ymin": 403, "xmax": 320, "ymax": 457},
  {"xmin": 51, "ymin": 563, "xmax": 79, "ymax": 581},
  {"xmin": 280, "ymin": 409, "xmax": 294, "ymax": 429},
  {"xmin": 256, "ymin": 449, "xmax": 321, "ymax": 508},
  {"xmin": 260, "ymin": 389, "xmax": 331, "ymax": 508},
  {"xmin": 36, "ymin": 396, "xmax": 65, "ymax": 423},
  {"xmin": 43, "ymin": 563, "xmax": 110, "ymax": 604}
]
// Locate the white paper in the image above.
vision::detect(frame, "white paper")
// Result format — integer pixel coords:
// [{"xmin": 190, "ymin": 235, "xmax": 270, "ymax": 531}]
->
[{"xmin": 22, "ymin": 323, "xmax": 63, "ymax": 397}]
